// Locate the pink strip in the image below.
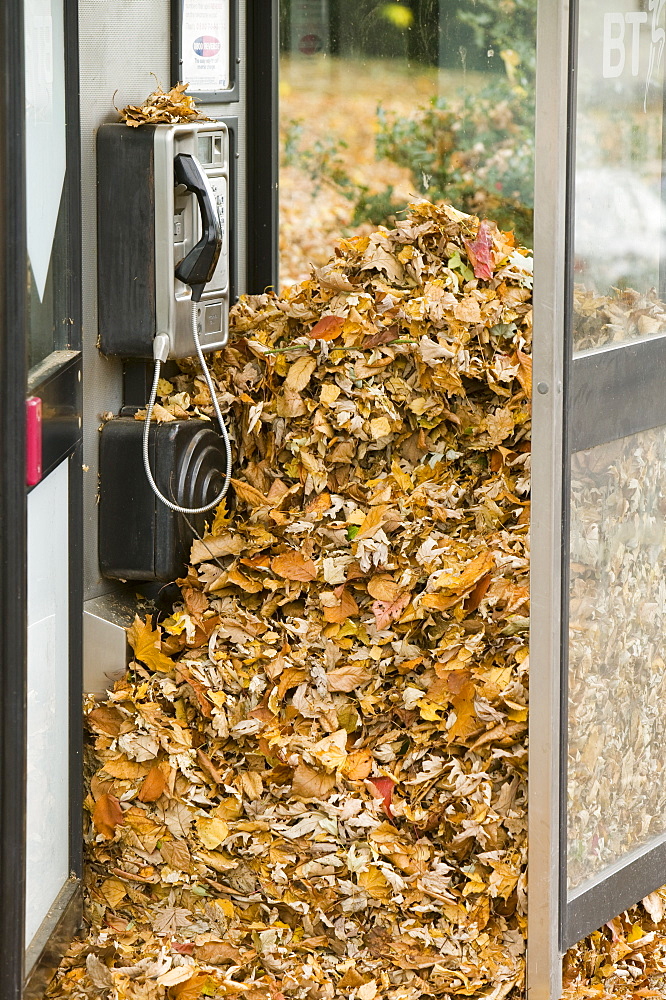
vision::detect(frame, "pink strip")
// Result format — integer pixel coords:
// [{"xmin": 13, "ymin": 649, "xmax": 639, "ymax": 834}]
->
[{"xmin": 26, "ymin": 396, "xmax": 42, "ymax": 486}]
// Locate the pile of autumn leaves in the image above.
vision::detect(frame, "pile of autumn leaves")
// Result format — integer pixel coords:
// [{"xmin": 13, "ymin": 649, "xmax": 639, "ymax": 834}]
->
[
  {"xmin": 119, "ymin": 82, "xmax": 212, "ymax": 128},
  {"xmin": 52, "ymin": 202, "xmax": 537, "ymax": 999}
]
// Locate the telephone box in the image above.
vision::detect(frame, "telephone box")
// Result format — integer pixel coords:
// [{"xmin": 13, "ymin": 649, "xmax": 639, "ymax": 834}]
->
[{"xmin": 1, "ymin": 0, "xmax": 666, "ymax": 998}]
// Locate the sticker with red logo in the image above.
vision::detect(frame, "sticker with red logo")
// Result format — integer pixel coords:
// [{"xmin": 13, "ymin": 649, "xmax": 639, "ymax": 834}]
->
[{"xmin": 193, "ymin": 35, "xmax": 221, "ymax": 59}]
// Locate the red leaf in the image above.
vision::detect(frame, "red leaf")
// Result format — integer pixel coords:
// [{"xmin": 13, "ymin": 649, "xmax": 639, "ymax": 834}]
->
[
  {"xmin": 173, "ymin": 942, "xmax": 196, "ymax": 955},
  {"xmin": 309, "ymin": 315, "xmax": 344, "ymax": 341},
  {"xmin": 372, "ymin": 592, "xmax": 410, "ymax": 631},
  {"xmin": 363, "ymin": 323, "xmax": 398, "ymax": 349},
  {"xmin": 465, "ymin": 220, "xmax": 495, "ymax": 280},
  {"xmin": 369, "ymin": 776, "xmax": 395, "ymax": 817}
]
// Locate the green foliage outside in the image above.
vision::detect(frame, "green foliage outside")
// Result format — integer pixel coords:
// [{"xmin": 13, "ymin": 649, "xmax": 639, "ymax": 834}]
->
[
  {"xmin": 375, "ymin": 78, "xmax": 535, "ymax": 245},
  {"xmin": 282, "ymin": 0, "xmax": 537, "ymax": 246}
]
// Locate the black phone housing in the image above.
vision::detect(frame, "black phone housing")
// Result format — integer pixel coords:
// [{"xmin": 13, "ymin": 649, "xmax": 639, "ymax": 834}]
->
[
  {"xmin": 99, "ymin": 418, "xmax": 227, "ymax": 581},
  {"xmin": 97, "ymin": 125, "xmax": 158, "ymax": 357}
]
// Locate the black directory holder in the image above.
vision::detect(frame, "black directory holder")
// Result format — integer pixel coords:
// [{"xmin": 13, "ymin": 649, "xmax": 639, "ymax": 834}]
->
[{"xmin": 99, "ymin": 418, "xmax": 227, "ymax": 581}]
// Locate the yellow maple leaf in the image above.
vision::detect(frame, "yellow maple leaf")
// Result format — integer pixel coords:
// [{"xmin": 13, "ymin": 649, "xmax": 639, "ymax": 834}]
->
[
  {"xmin": 196, "ymin": 816, "xmax": 229, "ymax": 850},
  {"xmin": 127, "ymin": 616, "xmax": 174, "ymax": 673},
  {"xmin": 357, "ymin": 866, "xmax": 391, "ymax": 900},
  {"xmin": 210, "ymin": 499, "xmax": 232, "ymax": 536}
]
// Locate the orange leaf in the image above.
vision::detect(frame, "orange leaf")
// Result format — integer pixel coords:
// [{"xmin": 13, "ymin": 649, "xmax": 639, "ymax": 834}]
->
[
  {"xmin": 182, "ymin": 586, "xmax": 208, "ymax": 617},
  {"xmin": 87, "ymin": 706, "xmax": 125, "ymax": 737},
  {"xmin": 230, "ymin": 478, "xmax": 269, "ymax": 508},
  {"xmin": 343, "ymin": 749, "xmax": 373, "ymax": 780},
  {"xmin": 277, "ymin": 667, "xmax": 308, "ymax": 700},
  {"xmin": 195, "ymin": 942, "xmax": 244, "ymax": 965},
  {"xmin": 93, "ymin": 793, "xmax": 124, "ymax": 839},
  {"xmin": 305, "ymin": 491, "xmax": 332, "ymax": 517},
  {"xmin": 138, "ymin": 765, "xmax": 167, "ymax": 803},
  {"xmin": 464, "ymin": 572, "xmax": 493, "ymax": 613},
  {"xmin": 367, "ymin": 574, "xmax": 401, "ymax": 603},
  {"xmin": 169, "ymin": 973, "xmax": 214, "ymax": 1000},
  {"xmin": 420, "ymin": 593, "xmax": 458, "ymax": 612},
  {"xmin": 515, "ymin": 348, "xmax": 532, "ymax": 397},
  {"xmin": 175, "ymin": 662, "xmax": 213, "ymax": 718},
  {"xmin": 322, "ymin": 586, "xmax": 359, "ymax": 624},
  {"xmin": 291, "ymin": 762, "xmax": 336, "ymax": 800},
  {"xmin": 435, "ymin": 549, "xmax": 495, "ymax": 597},
  {"xmin": 355, "ymin": 504, "xmax": 391, "ymax": 540},
  {"xmin": 447, "ymin": 681, "xmax": 479, "ymax": 744},
  {"xmin": 309, "ymin": 315, "xmax": 344, "ymax": 341},
  {"xmin": 271, "ymin": 551, "xmax": 317, "ymax": 581},
  {"xmin": 326, "ymin": 663, "xmax": 371, "ymax": 692}
]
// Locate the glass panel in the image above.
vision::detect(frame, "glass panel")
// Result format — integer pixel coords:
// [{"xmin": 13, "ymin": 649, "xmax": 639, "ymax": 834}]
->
[
  {"xmin": 573, "ymin": 0, "xmax": 666, "ymax": 351},
  {"xmin": 25, "ymin": 460, "xmax": 70, "ymax": 947},
  {"xmin": 25, "ymin": 0, "xmax": 70, "ymax": 373},
  {"xmin": 567, "ymin": 426, "xmax": 666, "ymax": 893},
  {"xmin": 279, "ymin": 0, "xmax": 536, "ymax": 286}
]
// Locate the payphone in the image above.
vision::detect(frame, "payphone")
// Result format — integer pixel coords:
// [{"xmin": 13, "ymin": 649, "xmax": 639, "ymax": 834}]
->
[
  {"xmin": 97, "ymin": 121, "xmax": 230, "ymax": 358},
  {"xmin": 97, "ymin": 121, "xmax": 234, "ymax": 581}
]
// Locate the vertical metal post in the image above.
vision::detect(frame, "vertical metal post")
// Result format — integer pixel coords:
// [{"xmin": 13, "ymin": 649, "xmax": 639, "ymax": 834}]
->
[
  {"xmin": 0, "ymin": 0, "xmax": 27, "ymax": 996},
  {"xmin": 246, "ymin": 0, "xmax": 279, "ymax": 292},
  {"xmin": 528, "ymin": 0, "xmax": 572, "ymax": 997}
]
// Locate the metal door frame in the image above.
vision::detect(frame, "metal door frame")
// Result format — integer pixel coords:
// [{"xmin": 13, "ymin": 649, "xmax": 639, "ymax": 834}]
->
[
  {"xmin": 530, "ymin": 0, "xmax": 666, "ymax": 995},
  {"xmin": 0, "ymin": 0, "xmax": 83, "ymax": 996},
  {"xmin": 246, "ymin": 0, "xmax": 279, "ymax": 292},
  {"xmin": 0, "ymin": 1, "xmax": 29, "ymax": 995},
  {"xmin": 528, "ymin": 1, "xmax": 569, "ymax": 994}
]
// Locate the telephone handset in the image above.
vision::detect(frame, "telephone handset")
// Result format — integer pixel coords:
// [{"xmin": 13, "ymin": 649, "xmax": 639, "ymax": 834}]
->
[
  {"xmin": 173, "ymin": 152, "xmax": 222, "ymax": 301},
  {"xmin": 147, "ymin": 150, "xmax": 230, "ymax": 516}
]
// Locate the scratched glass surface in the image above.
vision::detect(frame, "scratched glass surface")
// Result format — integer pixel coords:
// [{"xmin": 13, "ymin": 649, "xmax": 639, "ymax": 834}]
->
[
  {"xmin": 573, "ymin": 0, "xmax": 666, "ymax": 350},
  {"xmin": 567, "ymin": 427, "xmax": 666, "ymax": 893}
]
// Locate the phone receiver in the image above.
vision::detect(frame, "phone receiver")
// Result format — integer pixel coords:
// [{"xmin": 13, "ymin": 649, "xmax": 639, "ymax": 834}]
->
[{"xmin": 173, "ymin": 152, "xmax": 222, "ymax": 302}]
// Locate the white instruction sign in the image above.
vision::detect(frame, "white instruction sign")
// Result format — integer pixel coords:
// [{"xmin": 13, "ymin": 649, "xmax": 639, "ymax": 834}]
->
[{"xmin": 181, "ymin": 0, "xmax": 230, "ymax": 94}]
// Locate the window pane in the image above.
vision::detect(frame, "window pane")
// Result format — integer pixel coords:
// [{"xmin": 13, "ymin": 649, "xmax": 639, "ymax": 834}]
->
[
  {"xmin": 25, "ymin": 459, "xmax": 70, "ymax": 948},
  {"xmin": 279, "ymin": 0, "xmax": 536, "ymax": 286},
  {"xmin": 567, "ymin": 427, "xmax": 666, "ymax": 893},
  {"xmin": 573, "ymin": 0, "xmax": 666, "ymax": 351},
  {"xmin": 25, "ymin": 0, "xmax": 70, "ymax": 374}
]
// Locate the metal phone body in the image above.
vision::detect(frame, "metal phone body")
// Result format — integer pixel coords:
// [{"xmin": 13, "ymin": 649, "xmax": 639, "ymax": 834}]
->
[
  {"xmin": 97, "ymin": 121, "xmax": 229, "ymax": 359},
  {"xmin": 156, "ymin": 123, "xmax": 229, "ymax": 358}
]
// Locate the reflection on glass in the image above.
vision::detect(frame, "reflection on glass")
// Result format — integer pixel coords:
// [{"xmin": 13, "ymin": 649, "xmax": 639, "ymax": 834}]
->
[
  {"xmin": 25, "ymin": 0, "xmax": 70, "ymax": 374},
  {"xmin": 279, "ymin": 0, "xmax": 536, "ymax": 286},
  {"xmin": 568, "ymin": 427, "xmax": 666, "ymax": 892},
  {"xmin": 28, "ymin": 204, "xmax": 70, "ymax": 373},
  {"xmin": 573, "ymin": 0, "xmax": 666, "ymax": 350}
]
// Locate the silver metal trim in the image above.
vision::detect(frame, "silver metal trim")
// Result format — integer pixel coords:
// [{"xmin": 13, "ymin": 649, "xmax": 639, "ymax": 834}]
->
[
  {"xmin": 24, "ymin": 877, "xmax": 81, "ymax": 999},
  {"xmin": 83, "ymin": 591, "xmax": 135, "ymax": 696},
  {"xmin": 565, "ymin": 830, "xmax": 666, "ymax": 948},
  {"xmin": 528, "ymin": 0, "xmax": 571, "ymax": 995},
  {"xmin": 154, "ymin": 126, "xmax": 174, "ymax": 343},
  {"xmin": 154, "ymin": 122, "xmax": 230, "ymax": 359},
  {"xmin": 571, "ymin": 333, "xmax": 666, "ymax": 451}
]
